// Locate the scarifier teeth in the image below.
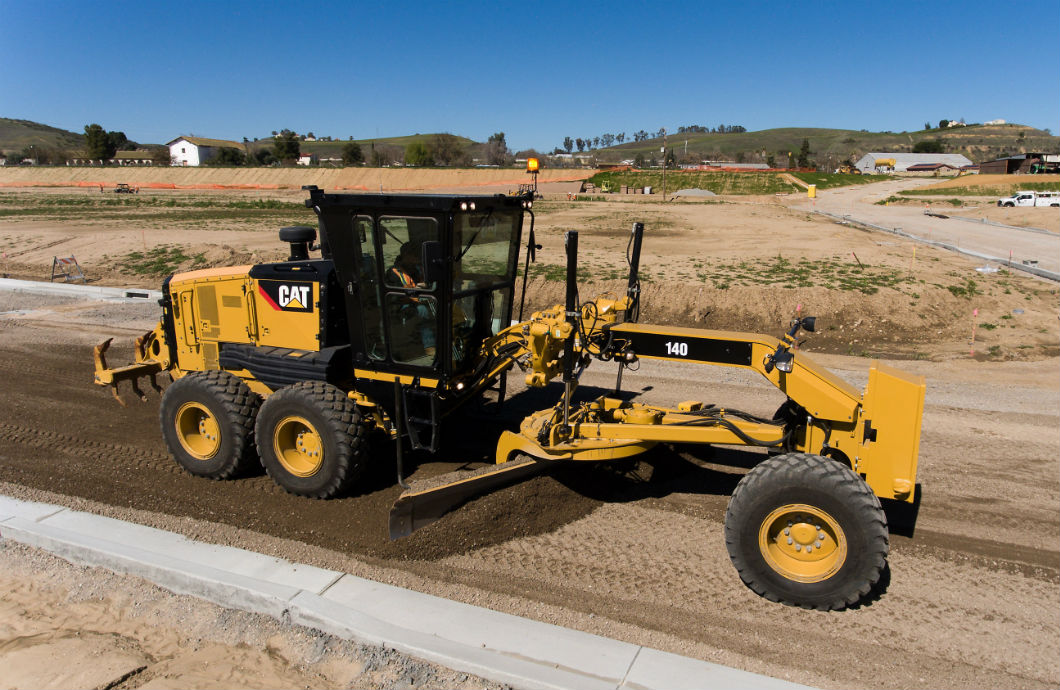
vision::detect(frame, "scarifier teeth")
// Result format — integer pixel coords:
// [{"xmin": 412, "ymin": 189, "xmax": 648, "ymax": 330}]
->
[{"xmin": 109, "ymin": 384, "xmax": 128, "ymax": 407}]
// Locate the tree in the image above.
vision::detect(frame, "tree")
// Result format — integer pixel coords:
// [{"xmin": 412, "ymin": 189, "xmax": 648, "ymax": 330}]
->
[
  {"xmin": 84, "ymin": 123, "xmax": 116, "ymax": 160},
  {"xmin": 405, "ymin": 142, "xmax": 432, "ymax": 166},
  {"xmin": 253, "ymin": 148, "xmax": 278, "ymax": 166},
  {"xmin": 429, "ymin": 133, "xmax": 465, "ymax": 165},
  {"xmin": 665, "ymin": 149, "xmax": 677, "ymax": 168},
  {"xmin": 152, "ymin": 147, "xmax": 173, "ymax": 166},
  {"xmin": 766, "ymin": 153, "xmax": 776, "ymax": 168},
  {"xmin": 924, "ymin": 122, "xmax": 931, "ymax": 130},
  {"xmin": 563, "ymin": 136, "xmax": 573, "ymax": 154},
  {"xmin": 616, "ymin": 132, "xmax": 625, "ymax": 144},
  {"xmin": 593, "ymin": 137, "xmax": 600, "ymax": 149},
  {"xmin": 575, "ymin": 138, "xmax": 585, "ymax": 152},
  {"xmin": 485, "ymin": 132, "xmax": 510, "ymax": 165},
  {"xmin": 369, "ymin": 143, "xmax": 387, "ymax": 167},
  {"xmin": 912, "ymin": 139, "xmax": 945, "ymax": 153},
  {"xmin": 206, "ymin": 147, "xmax": 246, "ymax": 166},
  {"xmin": 341, "ymin": 142, "xmax": 364, "ymax": 165},
  {"xmin": 634, "ymin": 152, "xmax": 646, "ymax": 168},
  {"xmin": 797, "ymin": 139, "xmax": 811, "ymax": 168},
  {"xmin": 601, "ymin": 133, "xmax": 615, "ymax": 148},
  {"xmin": 107, "ymin": 131, "xmax": 134, "ymax": 152},
  {"xmin": 273, "ymin": 129, "xmax": 300, "ymax": 162},
  {"xmin": 938, "ymin": 119, "xmax": 950, "ymax": 129}
]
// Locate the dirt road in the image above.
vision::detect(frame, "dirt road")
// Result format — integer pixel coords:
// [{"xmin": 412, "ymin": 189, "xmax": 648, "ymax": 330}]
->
[
  {"xmin": 787, "ymin": 178, "xmax": 1060, "ymax": 274},
  {"xmin": 0, "ymin": 293, "xmax": 1056, "ymax": 689}
]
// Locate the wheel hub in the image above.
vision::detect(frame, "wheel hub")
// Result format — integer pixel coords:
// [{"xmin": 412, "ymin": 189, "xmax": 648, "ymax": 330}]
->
[
  {"xmin": 759, "ymin": 504, "xmax": 846, "ymax": 583},
  {"xmin": 175, "ymin": 402, "xmax": 221, "ymax": 460},
  {"xmin": 274, "ymin": 415, "xmax": 324, "ymax": 477}
]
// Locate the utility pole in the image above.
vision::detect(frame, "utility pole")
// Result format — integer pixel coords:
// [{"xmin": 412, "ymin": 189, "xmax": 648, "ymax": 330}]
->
[{"xmin": 661, "ymin": 128, "xmax": 667, "ymax": 201}]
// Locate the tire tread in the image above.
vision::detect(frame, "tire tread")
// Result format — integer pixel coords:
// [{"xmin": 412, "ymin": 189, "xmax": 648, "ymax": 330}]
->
[{"xmin": 725, "ymin": 453, "xmax": 888, "ymax": 610}]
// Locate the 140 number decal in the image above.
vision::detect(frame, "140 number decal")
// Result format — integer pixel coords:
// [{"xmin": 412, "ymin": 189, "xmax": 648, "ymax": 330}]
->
[{"xmin": 665, "ymin": 340, "xmax": 689, "ymax": 357}]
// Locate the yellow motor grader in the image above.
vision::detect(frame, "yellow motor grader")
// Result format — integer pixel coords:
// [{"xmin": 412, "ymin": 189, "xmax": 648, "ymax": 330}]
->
[{"xmin": 94, "ymin": 186, "xmax": 924, "ymax": 610}]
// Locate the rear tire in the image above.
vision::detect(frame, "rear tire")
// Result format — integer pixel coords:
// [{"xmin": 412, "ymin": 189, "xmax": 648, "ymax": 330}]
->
[
  {"xmin": 724, "ymin": 453, "xmax": 888, "ymax": 610},
  {"xmin": 256, "ymin": 381, "xmax": 365, "ymax": 498},
  {"xmin": 159, "ymin": 371, "xmax": 260, "ymax": 479}
]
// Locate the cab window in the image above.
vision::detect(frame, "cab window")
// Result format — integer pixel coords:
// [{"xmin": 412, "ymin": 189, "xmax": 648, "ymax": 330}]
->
[{"xmin": 378, "ymin": 216, "xmax": 439, "ymax": 366}]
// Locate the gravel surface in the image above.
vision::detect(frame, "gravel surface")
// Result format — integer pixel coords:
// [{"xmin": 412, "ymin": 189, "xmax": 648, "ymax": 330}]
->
[{"xmin": 0, "ymin": 293, "xmax": 1057, "ymax": 689}]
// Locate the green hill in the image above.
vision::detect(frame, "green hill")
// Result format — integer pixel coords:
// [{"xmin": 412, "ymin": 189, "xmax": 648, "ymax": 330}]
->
[
  {"xmin": 595, "ymin": 124, "xmax": 1058, "ymax": 167},
  {"xmin": 0, "ymin": 117, "xmax": 84, "ymax": 160},
  {"xmin": 245, "ymin": 133, "xmax": 481, "ymax": 162},
  {"xmin": 3, "ymin": 116, "xmax": 1056, "ymax": 169}
]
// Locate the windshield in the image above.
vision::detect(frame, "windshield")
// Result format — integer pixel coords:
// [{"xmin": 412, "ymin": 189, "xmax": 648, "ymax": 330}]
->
[
  {"xmin": 450, "ymin": 208, "xmax": 521, "ymax": 371},
  {"xmin": 452, "ymin": 209, "xmax": 520, "ymax": 293}
]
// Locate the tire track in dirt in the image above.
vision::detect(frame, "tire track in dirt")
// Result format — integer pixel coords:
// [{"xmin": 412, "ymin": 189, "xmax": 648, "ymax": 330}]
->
[
  {"xmin": 0, "ymin": 301, "xmax": 1057, "ymax": 688},
  {"xmin": 0, "ymin": 422, "xmax": 178, "ymax": 476},
  {"xmin": 435, "ymin": 503, "xmax": 1059, "ymax": 689}
]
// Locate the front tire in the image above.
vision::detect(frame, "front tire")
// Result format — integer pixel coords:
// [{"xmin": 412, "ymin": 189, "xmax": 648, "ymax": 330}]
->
[
  {"xmin": 724, "ymin": 453, "xmax": 888, "ymax": 610},
  {"xmin": 159, "ymin": 371, "xmax": 260, "ymax": 479},
  {"xmin": 256, "ymin": 382, "xmax": 365, "ymax": 498}
]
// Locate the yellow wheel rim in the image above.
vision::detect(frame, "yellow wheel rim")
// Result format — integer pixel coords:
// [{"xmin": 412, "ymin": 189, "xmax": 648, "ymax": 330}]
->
[
  {"xmin": 174, "ymin": 402, "xmax": 221, "ymax": 461},
  {"xmin": 758, "ymin": 503, "xmax": 846, "ymax": 583},
  {"xmin": 273, "ymin": 415, "xmax": 323, "ymax": 478}
]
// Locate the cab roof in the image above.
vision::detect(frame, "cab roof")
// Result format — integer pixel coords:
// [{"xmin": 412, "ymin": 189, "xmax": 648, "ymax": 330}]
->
[{"xmin": 304, "ymin": 186, "xmax": 532, "ymax": 214}]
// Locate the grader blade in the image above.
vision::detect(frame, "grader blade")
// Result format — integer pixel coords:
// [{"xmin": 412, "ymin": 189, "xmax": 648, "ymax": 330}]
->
[{"xmin": 389, "ymin": 458, "xmax": 545, "ymax": 539}]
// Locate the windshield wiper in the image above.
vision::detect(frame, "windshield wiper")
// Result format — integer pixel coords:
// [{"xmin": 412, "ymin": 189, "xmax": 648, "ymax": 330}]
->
[{"xmin": 456, "ymin": 209, "xmax": 495, "ymax": 261}]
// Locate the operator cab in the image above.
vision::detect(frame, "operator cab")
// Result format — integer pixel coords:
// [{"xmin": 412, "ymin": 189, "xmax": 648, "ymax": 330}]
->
[{"xmin": 305, "ymin": 187, "xmax": 530, "ymax": 395}]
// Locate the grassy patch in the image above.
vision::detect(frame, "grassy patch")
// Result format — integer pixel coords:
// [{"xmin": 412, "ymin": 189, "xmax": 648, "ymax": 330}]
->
[
  {"xmin": 946, "ymin": 277, "xmax": 980, "ymax": 298},
  {"xmin": 901, "ymin": 181, "xmax": 1060, "ymax": 197},
  {"xmin": 119, "ymin": 245, "xmax": 207, "ymax": 276},
  {"xmin": 697, "ymin": 256, "xmax": 910, "ymax": 293},
  {"xmin": 790, "ymin": 172, "xmax": 890, "ymax": 189},
  {"xmin": 588, "ymin": 171, "xmax": 799, "ymax": 195}
]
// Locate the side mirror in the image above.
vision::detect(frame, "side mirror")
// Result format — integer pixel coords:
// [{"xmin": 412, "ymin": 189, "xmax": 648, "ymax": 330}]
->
[
  {"xmin": 421, "ymin": 241, "xmax": 444, "ymax": 285},
  {"xmin": 801, "ymin": 316, "xmax": 816, "ymax": 333}
]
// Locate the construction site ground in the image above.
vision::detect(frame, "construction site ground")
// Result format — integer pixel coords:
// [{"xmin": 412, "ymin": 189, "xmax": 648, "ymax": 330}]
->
[{"xmin": 0, "ymin": 173, "xmax": 1058, "ymax": 688}]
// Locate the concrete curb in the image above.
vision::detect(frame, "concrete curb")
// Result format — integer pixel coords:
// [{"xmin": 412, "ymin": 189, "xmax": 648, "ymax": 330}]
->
[
  {"xmin": 0, "ymin": 495, "xmax": 808, "ymax": 690},
  {"xmin": 0, "ymin": 277, "xmax": 162, "ymax": 302},
  {"xmin": 942, "ymin": 214, "xmax": 1058, "ymax": 237}
]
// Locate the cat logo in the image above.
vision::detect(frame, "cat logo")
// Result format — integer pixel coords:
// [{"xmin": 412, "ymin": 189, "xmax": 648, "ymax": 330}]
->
[{"xmin": 258, "ymin": 280, "xmax": 314, "ymax": 313}]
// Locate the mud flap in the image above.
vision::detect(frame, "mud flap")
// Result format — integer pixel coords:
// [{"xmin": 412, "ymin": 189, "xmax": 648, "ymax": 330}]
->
[{"xmin": 388, "ymin": 458, "xmax": 545, "ymax": 539}]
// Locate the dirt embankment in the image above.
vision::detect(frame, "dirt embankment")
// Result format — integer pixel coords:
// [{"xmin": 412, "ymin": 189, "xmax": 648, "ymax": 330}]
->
[{"xmin": 0, "ymin": 166, "xmax": 591, "ymax": 191}]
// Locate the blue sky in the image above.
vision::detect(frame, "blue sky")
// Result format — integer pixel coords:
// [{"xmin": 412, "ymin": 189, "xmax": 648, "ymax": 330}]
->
[{"xmin": 2, "ymin": 0, "xmax": 1057, "ymax": 151}]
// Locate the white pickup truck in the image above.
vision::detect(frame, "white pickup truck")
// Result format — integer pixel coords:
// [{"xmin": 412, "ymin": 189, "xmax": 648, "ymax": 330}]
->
[{"xmin": 997, "ymin": 190, "xmax": 1060, "ymax": 207}]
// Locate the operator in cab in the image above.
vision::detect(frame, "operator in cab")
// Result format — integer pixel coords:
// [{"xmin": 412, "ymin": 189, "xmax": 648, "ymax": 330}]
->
[{"xmin": 387, "ymin": 242, "xmax": 436, "ymax": 358}]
